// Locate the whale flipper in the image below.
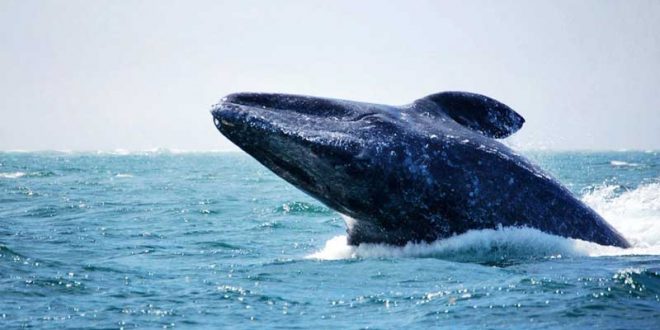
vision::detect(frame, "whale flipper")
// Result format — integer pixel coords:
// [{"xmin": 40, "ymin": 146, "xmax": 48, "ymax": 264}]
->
[{"xmin": 422, "ymin": 91, "xmax": 525, "ymax": 139}]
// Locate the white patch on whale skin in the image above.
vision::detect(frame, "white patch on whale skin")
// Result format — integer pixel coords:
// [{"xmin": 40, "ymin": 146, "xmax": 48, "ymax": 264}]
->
[{"xmin": 341, "ymin": 214, "xmax": 357, "ymax": 232}]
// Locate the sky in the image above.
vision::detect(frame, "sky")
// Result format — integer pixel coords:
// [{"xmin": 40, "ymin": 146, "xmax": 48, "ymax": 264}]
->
[{"xmin": 1, "ymin": 0, "xmax": 659, "ymax": 151}]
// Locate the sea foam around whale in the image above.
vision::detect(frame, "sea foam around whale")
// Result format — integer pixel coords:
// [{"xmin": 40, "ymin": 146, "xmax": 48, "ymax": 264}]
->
[{"xmin": 308, "ymin": 182, "xmax": 660, "ymax": 261}]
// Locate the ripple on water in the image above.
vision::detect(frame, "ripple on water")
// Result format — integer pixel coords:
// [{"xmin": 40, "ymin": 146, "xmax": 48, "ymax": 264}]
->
[{"xmin": 612, "ymin": 267, "xmax": 660, "ymax": 297}]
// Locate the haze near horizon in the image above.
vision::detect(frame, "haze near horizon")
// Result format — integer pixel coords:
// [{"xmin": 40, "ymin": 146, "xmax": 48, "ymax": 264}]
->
[{"xmin": 1, "ymin": 0, "xmax": 659, "ymax": 151}]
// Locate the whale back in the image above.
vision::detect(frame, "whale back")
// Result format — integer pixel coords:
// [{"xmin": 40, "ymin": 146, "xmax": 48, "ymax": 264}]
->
[{"xmin": 421, "ymin": 92, "xmax": 525, "ymax": 139}]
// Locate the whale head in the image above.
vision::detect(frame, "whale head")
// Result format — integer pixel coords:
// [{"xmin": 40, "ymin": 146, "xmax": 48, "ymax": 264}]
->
[{"xmin": 212, "ymin": 93, "xmax": 405, "ymax": 216}]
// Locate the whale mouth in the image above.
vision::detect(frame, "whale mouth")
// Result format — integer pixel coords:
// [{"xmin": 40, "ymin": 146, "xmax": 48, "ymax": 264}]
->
[
  {"xmin": 210, "ymin": 91, "xmax": 364, "ymax": 167},
  {"xmin": 211, "ymin": 93, "xmax": 281, "ymax": 138},
  {"xmin": 211, "ymin": 93, "xmax": 364, "ymax": 150},
  {"xmin": 211, "ymin": 93, "xmax": 288, "ymax": 134}
]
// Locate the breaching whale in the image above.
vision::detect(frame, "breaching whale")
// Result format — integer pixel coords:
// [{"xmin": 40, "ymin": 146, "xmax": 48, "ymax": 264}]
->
[{"xmin": 211, "ymin": 91, "xmax": 630, "ymax": 248}]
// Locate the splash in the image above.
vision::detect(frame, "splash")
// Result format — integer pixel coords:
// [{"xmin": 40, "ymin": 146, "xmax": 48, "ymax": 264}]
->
[
  {"xmin": 308, "ymin": 182, "xmax": 660, "ymax": 261},
  {"xmin": 583, "ymin": 182, "xmax": 660, "ymax": 247}
]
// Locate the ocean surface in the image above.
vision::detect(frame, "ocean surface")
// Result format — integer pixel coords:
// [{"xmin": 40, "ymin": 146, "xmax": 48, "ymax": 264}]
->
[{"xmin": 0, "ymin": 150, "xmax": 658, "ymax": 329}]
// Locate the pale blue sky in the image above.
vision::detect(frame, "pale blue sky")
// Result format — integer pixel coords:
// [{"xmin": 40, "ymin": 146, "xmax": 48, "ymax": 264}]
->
[{"xmin": 1, "ymin": 0, "xmax": 658, "ymax": 151}]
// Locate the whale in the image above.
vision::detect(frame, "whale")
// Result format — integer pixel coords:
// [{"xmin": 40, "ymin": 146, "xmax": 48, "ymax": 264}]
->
[{"xmin": 211, "ymin": 91, "xmax": 630, "ymax": 248}]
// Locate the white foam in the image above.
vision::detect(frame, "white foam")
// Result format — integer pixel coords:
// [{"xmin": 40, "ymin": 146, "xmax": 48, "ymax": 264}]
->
[
  {"xmin": 114, "ymin": 173, "xmax": 134, "ymax": 178},
  {"xmin": 610, "ymin": 160, "xmax": 641, "ymax": 167},
  {"xmin": 0, "ymin": 171, "xmax": 26, "ymax": 179},
  {"xmin": 308, "ymin": 182, "xmax": 660, "ymax": 261},
  {"xmin": 583, "ymin": 182, "xmax": 660, "ymax": 248}
]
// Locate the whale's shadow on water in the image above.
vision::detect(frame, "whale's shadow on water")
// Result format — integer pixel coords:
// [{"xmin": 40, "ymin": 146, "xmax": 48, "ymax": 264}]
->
[{"xmin": 211, "ymin": 91, "xmax": 631, "ymax": 250}]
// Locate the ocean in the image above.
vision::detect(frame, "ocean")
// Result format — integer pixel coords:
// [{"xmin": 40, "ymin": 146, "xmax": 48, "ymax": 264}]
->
[{"xmin": 0, "ymin": 150, "xmax": 658, "ymax": 329}]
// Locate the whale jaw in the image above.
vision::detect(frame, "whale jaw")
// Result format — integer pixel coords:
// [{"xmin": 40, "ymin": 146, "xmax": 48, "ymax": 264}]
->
[{"xmin": 211, "ymin": 93, "xmax": 376, "ymax": 218}]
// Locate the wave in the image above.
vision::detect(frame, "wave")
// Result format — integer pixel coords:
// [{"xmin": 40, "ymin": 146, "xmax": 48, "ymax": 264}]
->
[
  {"xmin": 308, "ymin": 182, "xmax": 660, "ymax": 262},
  {"xmin": 612, "ymin": 267, "xmax": 660, "ymax": 294},
  {"xmin": 0, "ymin": 171, "xmax": 56, "ymax": 179},
  {"xmin": 610, "ymin": 160, "xmax": 643, "ymax": 167},
  {"xmin": 94, "ymin": 148, "xmax": 236, "ymax": 155},
  {"xmin": 274, "ymin": 201, "xmax": 332, "ymax": 215},
  {"xmin": 0, "ymin": 171, "xmax": 26, "ymax": 179},
  {"xmin": 583, "ymin": 182, "xmax": 660, "ymax": 247}
]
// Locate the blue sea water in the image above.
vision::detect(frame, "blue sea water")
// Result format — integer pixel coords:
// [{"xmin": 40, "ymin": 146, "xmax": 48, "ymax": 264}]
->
[{"xmin": 0, "ymin": 150, "xmax": 658, "ymax": 329}]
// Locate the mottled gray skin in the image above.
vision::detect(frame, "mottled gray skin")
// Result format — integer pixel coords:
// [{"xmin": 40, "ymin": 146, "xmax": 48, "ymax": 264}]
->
[{"xmin": 211, "ymin": 92, "xmax": 630, "ymax": 248}]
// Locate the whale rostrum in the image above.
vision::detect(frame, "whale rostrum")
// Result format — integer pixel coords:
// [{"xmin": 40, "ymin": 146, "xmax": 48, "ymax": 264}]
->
[{"xmin": 211, "ymin": 91, "xmax": 630, "ymax": 248}]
